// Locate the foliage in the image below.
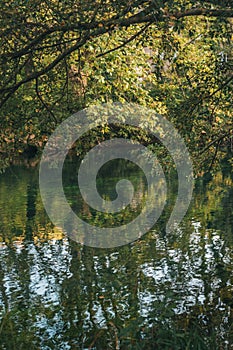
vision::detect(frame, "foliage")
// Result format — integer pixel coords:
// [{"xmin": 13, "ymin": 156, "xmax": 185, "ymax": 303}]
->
[{"xmin": 0, "ymin": 0, "xmax": 232, "ymax": 174}]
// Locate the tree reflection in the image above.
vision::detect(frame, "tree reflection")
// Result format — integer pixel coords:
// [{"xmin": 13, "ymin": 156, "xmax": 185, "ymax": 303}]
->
[{"xmin": 0, "ymin": 166, "xmax": 232, "ymax": 349}]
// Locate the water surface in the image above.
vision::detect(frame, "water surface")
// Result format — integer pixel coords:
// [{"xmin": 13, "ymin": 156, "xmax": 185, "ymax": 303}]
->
[{"xmin": 0, "ymin": 163, "xmax": 232, "ymax": 349}]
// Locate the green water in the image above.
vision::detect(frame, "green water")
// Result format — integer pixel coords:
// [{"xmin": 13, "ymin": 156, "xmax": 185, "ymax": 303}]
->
[{"xmin": 0, "ymin": 163, "xmax": 232, "ymax": 349}]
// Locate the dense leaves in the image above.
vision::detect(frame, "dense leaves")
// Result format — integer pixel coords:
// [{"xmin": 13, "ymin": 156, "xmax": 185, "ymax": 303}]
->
[{"xmin": 0, "ymin": 0, "xmax": 232, "ymax": 174}]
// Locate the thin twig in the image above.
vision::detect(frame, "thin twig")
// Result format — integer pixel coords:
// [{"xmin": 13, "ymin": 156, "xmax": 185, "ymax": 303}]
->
[
  {"xmin": 96, "ymin": 23, "xmax": 151, "ymax": 58},
  {"xmin": 88, "ymin": 329, "xmax": 104, "ymax": 349},
  {"xmin": 208, "ymin": 138, "xmax": 221, "ymax": 172},
  {"xmin": 199, "ymin": 131, "xmax": 230, "ymax": 155},
  {"xmin": 108, "ymin": 321, "xmax": 120, "ymax": 350},
  {"xmin": 35, "ymin": 77, "xmax": 57, "ymax": 123},
  {"xmin": 208, "ymin": 75, "xmax": 233, "ymax": 99}
]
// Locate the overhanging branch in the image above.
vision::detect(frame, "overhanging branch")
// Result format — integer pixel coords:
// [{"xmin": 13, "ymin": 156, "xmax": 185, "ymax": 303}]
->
[
  {"xmin": 0, "ymin": 4, "xmax": 233, "ymax": 108},
  {"xmin": 174, "ymin": 7, "xmax": 233, "ymax": 19}
]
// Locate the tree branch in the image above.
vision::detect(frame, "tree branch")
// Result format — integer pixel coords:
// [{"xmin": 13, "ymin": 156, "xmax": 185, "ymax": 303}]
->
[
  {"xmin": 0, "ymin": 34, "xmax": 91, "ymax": 107},
  {"xmin": 208, "ymin": 138, "xmax": 221, "ymax": 172},
  {"xmin": 1, "ymin": 4, "xmax": 233, "ymax": 108},
  {"xmin": 96, "ymin": 23, "xmax": 151, "ymax": 58},
  {"xmin": 35, "ymin": 77, "xmax": 57, "ymax": 123},
  {"xmin": 200, "ymin": 129, "xmax": 232, "ymax": 155},
  {"xmin": 5, "ymin": 5, "xmax": 232, "ymax": 61},
  {"xmin": 174, "ymin": 7, "xmax": 233, "ymax": 19}
]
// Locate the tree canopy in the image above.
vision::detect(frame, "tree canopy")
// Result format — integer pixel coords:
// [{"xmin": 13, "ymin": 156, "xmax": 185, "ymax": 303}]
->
[{"xmin": 0, "ymin": 0, "xmax": 232, "ymax": 173}]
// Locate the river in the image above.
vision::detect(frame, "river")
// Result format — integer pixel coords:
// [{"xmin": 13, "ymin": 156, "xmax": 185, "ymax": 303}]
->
[{"xmin": 0, "ymin": 162, "xmax": 232, "ymax": 349}]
